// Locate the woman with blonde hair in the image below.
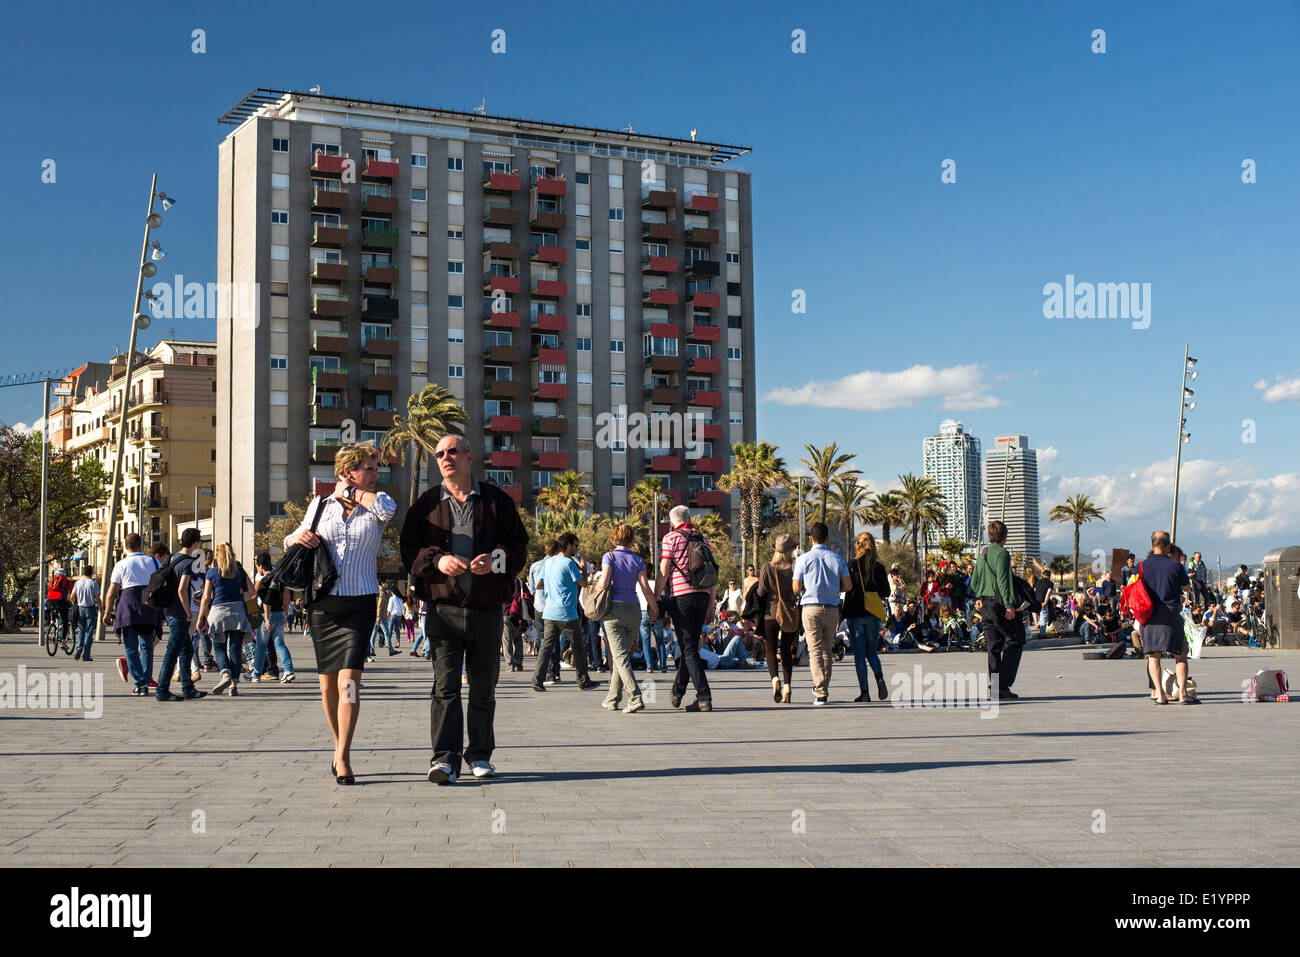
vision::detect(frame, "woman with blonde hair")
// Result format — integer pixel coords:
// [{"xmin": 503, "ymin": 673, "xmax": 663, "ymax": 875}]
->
[
  {"xmin": 755, "ymin": 533, "xmax": 800, "ymax": 703},
  {"xmin": 197, "ymin": 543, "xmax": 255, "ymax": 696},
  {"xmin": 597, "ymin": 522, "xmax": 656, "ymax": 713},
  {"xmin": 842, "ymin": 532, "xmax": 891, "ymax": 702},
  {"xmin": 284, "ymin": 444, "xmax": 396, "ymax": 785}
]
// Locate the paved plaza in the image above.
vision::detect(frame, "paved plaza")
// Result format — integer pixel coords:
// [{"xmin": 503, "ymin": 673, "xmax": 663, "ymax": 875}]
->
[{"xmin": 2, "ymin": 630, "xmax": 1297, "ymax": 867}]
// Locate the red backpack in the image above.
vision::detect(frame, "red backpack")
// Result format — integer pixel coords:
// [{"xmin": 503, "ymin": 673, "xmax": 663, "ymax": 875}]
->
[
  {"xmin": 47, "ymin": 573, "xmax": 70, "ymax": 601},
  {"xmin": 1120, "ymin": 562, "xmax": 1154, "ymax": 626}
]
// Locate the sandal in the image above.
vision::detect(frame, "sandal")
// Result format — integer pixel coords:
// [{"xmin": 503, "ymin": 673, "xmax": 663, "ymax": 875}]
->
[
  {"xmin": 1179, "ymin": 695, "xmax": 1202, "ymax": 705},
  {"xmin": 1151, "ymin": 697, "xmax": 1168, "ymax": 705}
]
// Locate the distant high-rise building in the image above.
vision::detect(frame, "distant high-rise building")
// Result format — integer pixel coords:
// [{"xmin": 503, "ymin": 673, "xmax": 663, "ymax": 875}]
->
[
  {"xmin": 984, "ymin": 435, "xmax": 1040, "ymax": 560},
  {"xmin": 922, "ymin": 419, "xmax": 981, "ymax": 543}
]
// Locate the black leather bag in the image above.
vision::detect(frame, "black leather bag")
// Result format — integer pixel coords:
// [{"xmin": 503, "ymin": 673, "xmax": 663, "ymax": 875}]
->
[{"xmin": 265, "ymin": 498, "xmax": 337, "ymax": 606}]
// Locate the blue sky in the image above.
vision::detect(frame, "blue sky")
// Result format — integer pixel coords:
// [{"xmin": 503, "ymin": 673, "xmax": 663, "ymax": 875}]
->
[{"xmin": 2, "ymin": 0, "xmax": 1297, "ymax": 569}]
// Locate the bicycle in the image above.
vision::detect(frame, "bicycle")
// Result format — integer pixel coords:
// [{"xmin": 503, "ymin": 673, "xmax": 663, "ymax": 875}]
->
[{"xmin": 44, "ymin": 617, "xmax": 74, "ymax": 657}]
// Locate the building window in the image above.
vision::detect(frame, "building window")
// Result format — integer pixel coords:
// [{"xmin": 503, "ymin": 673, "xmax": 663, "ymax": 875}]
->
[
  {"xmin": 575, "ymin": 172, "xmax": 590, "ymax": 185},
  {"xmin": 271, "ymin": 209, "xmax": 288, "ymax": 225},
  {"xmin": 610, "ymin": 339, "xmax": 624, "ymax": 353},
  {"xmin": 448, "ymin": 329, "xmax": 464, "ymax": 343},
  {"xmin": 609, "ymin": 173, "xmax": 624, "ymax": 188},
  {"xmin": 729, "ymin": 378, "xmax": 743, "ymax": 393},
  {"xmin": 448, "ymin": 260, "xmax": 464, "ymax": 274},
  {"xmin": 576, "ymin": 203, "xmax": 591, "ymax": 217},
  {"xmin": 610, "ymin": 240, "xmax": 624, "ymax": 255},
  {"xmin": 609, "ymin": 207, "xmax": 624, "ymax": 221},
  {"xmin": 210, "ymin": 449, "xmax": 217, "ymax": 462},
  {"xmin": 270, "ymin": 355, "xmax": 287, "ymax": 370},
  {"xmin": 311, "ymin": 143, "xmax": 340, "ymax": 156},
  {"xmin": 411, "ymin": 226, "xmax": 428, "ymax": 237},
  {"xmin": 576, "ymin": 238, "xmax": 591, "ymax": 250},
  {"xmin": 610, "ymin": 373, "xmax": 625, "ymax": 387},
  {"xmin": 269, "ymin": 501, "xmax": 286, "ymax": 518},
  {"xmin": 447, "ymin": 156, "xmax": 463, "ymax": 171},
  {"xmin": 270, "ymin": 244, "xmax": 289, "ymax": 261},
  {"xmin": 576, "ymin": 303, "xmax": 592, "ymax": 317},
  {"xmin": 411, "ymin": 187, "xmax": 427, "ymax": 202},
  {"xmin": 448, "ymin": 295, "xmax": 464, "ymax": 308},
  {"xmin": 271, "ymin": 173, "xmax": 289, "ymax": 190},
  {"xmin": 726, "ymin": 252, "xmax": 740, "ymax": 264},
  {"xmin": 447, "ymin": 228, "xmax": 463, "ymax": 240},
  {"xmin": 728, "ymin": 315, "xmax": 742, "ymax": 329},
  {"xmin": 576, "ymin": 337, "xmax": 591, "ymax": 351},
  {"xmin": 611, "ymin": 474, "xmax": 626, "ymax": 489},
  {"xmin": 577, "ymin": 269, "xmax": 592, "ymax": 285},
  {"xmin": 448, "ymin": 365, "xmax": 464, "ymax": 378},
  {"xmin": 448, "ymin": 190, "xmax": 464, "ymax": 205},
  {"xmin": 271, "ymin": 138, "xmax": 289, "ymax": 153},
  {"xmin": 412, "ymin": 153, "xmax": 428, "ymax": 168},
  {"xmin": 728, "ymin": 347, "xmax": 742, "ymax": 360},
  {"xmin": 577, "ymin": 371, "xmax": 593, "ymax": 385},
  {"xmin": 729, "ymin": 412, "xmax": 743, "ymax": 426}
]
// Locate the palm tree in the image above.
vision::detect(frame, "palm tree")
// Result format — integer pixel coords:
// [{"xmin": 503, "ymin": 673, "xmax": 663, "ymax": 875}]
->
[
  {"xmin": 1049, "ymin": 554, "xmax": 1073, "ymax": 578},
  {"xmin": 827, "ymin": 474, "xmax": 870, "ymax": 555},
  {"xmin": 382, "ymin": 385, "xmax": 468, "ymax": 511},
  {"xmin": 536, "ymin": 469, "xmax": 592, "ymax": 516},
  {"xmin": 716, "ymin": 441, "xmax": 788, "ymax": 567},
  {"xmin": 1049, "ymin": 493, "xmax": 1106, "ymax": 590},
  {"xmin": 897, "ymin": 473, "xmax": 947, "ymax": 568},
  {"xmin": 863, "ymin": 490, "xmax": 905, "ymax": 545},
  {"xmin": 798, "ymin": 443, "xmax": 859, "ymax": 526},
  {"xmin": 628, "ymin": 476, "xmax": 672, "ymax": 527},
  {"xmin": 937, "ymin": 536, "xmax": 968, "ymax": 563}
]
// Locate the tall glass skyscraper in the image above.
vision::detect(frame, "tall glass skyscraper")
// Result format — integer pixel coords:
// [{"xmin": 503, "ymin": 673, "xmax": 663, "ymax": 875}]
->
[{"xmin": 922, "ymin": 419, "xmax": 982, "ymax": 544}]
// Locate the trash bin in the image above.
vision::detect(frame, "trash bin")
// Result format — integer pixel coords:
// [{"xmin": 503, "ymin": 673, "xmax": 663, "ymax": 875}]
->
[{"xmin": 1261, "ymin": 547, "xmax": 1300, "ymax": 650}]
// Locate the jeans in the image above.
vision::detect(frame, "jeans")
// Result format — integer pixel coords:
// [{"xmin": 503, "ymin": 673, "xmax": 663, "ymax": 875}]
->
[
  {"xmin": 75, "ymin": 605, "xmax": 97, "ymax": 657},
  {"xmin": 254, "ymin": 611, "xmax": 295, "ymax": 677},
  {"xmin": 369, "ymin": 617, "xmax": 386, "ymax": 656},
  {"xmin": 121, "ymin": 625, "xmax": 156, "ymax": 690},
  {"xmin": 157, "ymin": 614, "xmax": 196, "ymax": 696},
  {"xmin": 666, "ymin": 592, "xmax": 712, "ymax": 703},
  {"xmin": 425, "ymin": 604, "xmax": 502, "ymax": 774},
  {"xmin": 584, "ymin": 616, "xmax": 605, "ymax": 669},
  {"xmin": 845, "ymin": 615, "xmax": 883, "ymax": 692},
  {"xmin": 501, "ymin": 618, "xmax": 523, "ymax": 669},
  {"xmin": 601, "ymin": 601, "xmax": 643, "ymax": 708},
  {"xmin": 639, "ymin": 610, "xmax": 667, "ymax": 670},
  {"xmin": 536, "ymin": 618, "xmax": 588, "ymax": 684},
  {"xmin": 1080, "ymin": 621, "xmax": 1096, "ymax": 643},
  {"xmin": 387, "ymin": 614, "xmax": 403, "ymax": 651},
  {"xmin": 716, "ymin": 633, "xmax": 750, "ymax": 668},
  {"xmin": 46, "ymin": 599, "xmax": 70, "ymax": 639},
  {"xmin": 212, "ymin": 629, "xmax": 245, "ymax": 682}
]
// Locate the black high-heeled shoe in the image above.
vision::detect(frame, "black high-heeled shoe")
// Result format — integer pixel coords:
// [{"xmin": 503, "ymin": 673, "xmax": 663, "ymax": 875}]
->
[{"xmin": 335, "ymin": 768, "xmax": 355, "ymax": 785}]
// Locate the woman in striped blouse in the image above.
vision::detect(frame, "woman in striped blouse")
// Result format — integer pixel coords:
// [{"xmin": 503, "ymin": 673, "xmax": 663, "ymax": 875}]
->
[{"xmin": 285, "ymin": 444, "xmax": 396, "ymax": 785}]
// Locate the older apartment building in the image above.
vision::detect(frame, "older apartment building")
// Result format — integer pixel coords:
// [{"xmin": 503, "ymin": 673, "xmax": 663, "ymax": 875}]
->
[{"xmin": 215, "ymin": 89, "xmax": 755, "ymax": 549}]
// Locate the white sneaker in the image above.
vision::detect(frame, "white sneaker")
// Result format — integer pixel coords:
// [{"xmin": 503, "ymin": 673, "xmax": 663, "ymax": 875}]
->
[
  {"xmin": 469, "ymin": 761, "xmax": 495, "ymax": 779},
  {"xmin": 427, "ymin": 762, "xmax": 458, "ymax": 785},
  {"xmin": 559, "ymin": 661, "xmax": 574, "ymax": 670},
  {"xmin": 280, "ymin": 672, "xmax": 296, "ymax": 683},
  {"xmin": 211, "ymin": 672, "xmax": 233, "ymax": 695},
  {"xmin": 623, "ymin": 701, "xmax": 644, "ymax": 714},
  {"xmin": 813, "ymin": 696, "xmax": 827, "ymax": 706}
]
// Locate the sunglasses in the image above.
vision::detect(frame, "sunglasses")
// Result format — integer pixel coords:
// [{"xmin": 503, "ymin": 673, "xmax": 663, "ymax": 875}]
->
[{"xmin": 434, "ymin": 448, "xmax": 462, "ymax": 459}]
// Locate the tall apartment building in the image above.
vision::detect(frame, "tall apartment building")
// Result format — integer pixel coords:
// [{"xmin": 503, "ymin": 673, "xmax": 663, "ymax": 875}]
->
[
  {"xmin": 983, "ymin": 434, "xmax": 1040, "ymax": 560},
  {"xmin": 922, "ymin": 419, "xmax": 981, "ymax": 544},
  {"xmin": 214, "ymin": 89, "xmax": 755, "ymax": 551},
  {"xmin": 64, "ymin": 340, "xmax": 217, "ymax": 570}
]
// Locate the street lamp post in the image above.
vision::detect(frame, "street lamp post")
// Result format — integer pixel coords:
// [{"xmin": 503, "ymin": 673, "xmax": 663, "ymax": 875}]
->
[
  {"xmin": 194, "ymin": 484, "xmax": 214, "ymax": 537},
  {"xmin": 36, "ymin": 379, "xmax": 50, "ymax": 645},
  {"xmin": 1171, "ymin": 345, "xmax": 1197, "ymax": 545}
]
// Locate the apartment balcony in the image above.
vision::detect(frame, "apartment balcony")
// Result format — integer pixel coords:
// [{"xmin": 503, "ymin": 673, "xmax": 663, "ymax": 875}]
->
[
  {"xmin": 361, "ymin": 336, "xmax": 398, "ymax": 357},
  {"xmin": 650, "ymin": 322, "xmax": 680, "ymax": 339},
  {"xmin": 531, "ymin": 245, "xmax": 566, "ymax": 264},
  {"xmin": 642, "ymin": 288, "xmax": 678, "ymax": 306},
  {"xmin": 484, "ymin": 274, "xmax": 521, "ymax": 295},
  {"xmin": 362, "ymin": 263, "xmax": 398, "ymax": 284},
  {"xmin": 691, "ymin": 456, "xmax": 724, "ymax": 473},
  {"xmin": 685, "ymin": 259, "xmax": 720, "ymax": 278},
  {"xmin": 687, "ymin": 389, "xmax": 723, "ymax": 407},
  {"xmin": 701, "ymin": 423, "xmax": 723, "ymax": 440},
  {"xmin": 531, "ymin": 279, "xmax": 567, "ymax": 298},
  {"xmin": 361, "ymin": 295, "xmax": 399, "ymax": 320},
  {"xmin": 363, "ymin": 373, "xmax": 399, "ymax": 392},
  {"xmin": 362, "ymin": 193, "xmax": 398, "ymax": 214},
  {"xmin": 312, "ymin": 186, "xmax": 349, "ymax": 210},
  {"xmin": 483, "ymin": 308, "xmax": 522, "ymax": 330},
  {"xmin": 363, "ymin": 158, "xmax": 399, "ymax": 178},
  {"xmin": 484, "ymin": 202, "xmax": 521, "ymax": 226},
  {"xmin": 484, "ymin": 344, "xmax": 521, "ymax": 363},
  {"xmin": 661, "ymin": 488, "xmax": 682, "ymax": 506},
  {"xmin": 686, "ymin": 319, "xmax": 723, "ymax": 341},
  {"xmin": 688, "ymin": 356, "xmax": 722, "ymax": 374},
  {"xmin": 311, "ymin": 153, "xmax": 350, "ymax": 175},
  {"xmin": 145, "ymin": 459, "xmax": 168, "ymax": 477},
  {"xmin": 312, "ymin": 366, "xmax": 349, "ymax": 390},
  {"xmin": 534, "ymin": 176, "xmax": 567, "ymax": 196},
  {"xmin": 641, "ymin": 187, "xmax": 676, "ymax": 209},
  {"xmin": 312, "ymin": 406, "xmax": 347, "ymax": 427},
  {"xmin": 649, "ymin": 455, "xmax": 681, "ymax": 472},
  {"xmin": 311, "ymin": 260, "xmax": 349, "ymax": 282},
  {"xmin": 488, "ymin": 450, "xmax": 522, "ymax": 468},
  {"xmin": 485, "ymin": 378, "xmax": 521, "ymax": 398},
  {"xmin": 642, "ymin": 255, "xmax": 678, "ymax": 274},
  {"xmin": 141, "ymin": 425, "xmax": 168, "ymax": 441},
  {"xmin": 312, "ymin": 293, "xmax": 349, "ymax": 318},
  {"xmin": 689, "ymin": 291, "xmax": 721, "ymax": 309},
  {"xmin": 685, "ymin": 192, "xmax": 719, "ymax": 212},
  {"xmin": 644, "ymin": 355, "xmax": 678, "ymax": 373},
  {"xmin": 532, "ymin": 415, "xmax": 567, "ymax": 435},
  {"xmin": 531, "ymin": 211, "xmax": 566, "ymax": 231},
  {"xmin": 642, "ymin": 222, "xmax": 677, "ymax": 242},
  {"xmin": 484, "ymin": 172, "xmax": 521, "ymax": 192},
  {"xmin": 531, "ymin": 313, "xmax": 566, "ymax": 332},
  {"xmin": 534, "ymin": 381, "xmax": 568, "ymax": 399},
  {"xmin": 684, "ymin": 226, "xmax": 719, "ymax": 245},
  {"xmin": 146, "ymin": 497, "xmax": 169, "ymax": 511},
  {"xmin": 534, "ymin": 451, "xmax": 569, "ymax": 470},
  {"xmin": 488, "ymin": 415, "xmax": 523, "ymax": 433},
  {"xmin": 691, "ymin": 489, "xmax": 726, "ymax": 507},
  {"xmin": 312, "ymin": 224, "xmax": 348, "ymax": 247},
  {"xmin": 361, "ymin": 226, "xmax": 399, "ymax": 249},
  {"xmin": 643, "ymin": 385, "xmax": 679, "ymax": 404},
  {"xmin": 532, "ymin": 346, "xmax": 567, "ymax": 365},
  {"xmin": 485, "ymin": 241, "xmax": 520, "ymax": 259},
  {"xmin": 500, "ymin": 485, "xmax": 523, "ymax": 503},
  {"xmin": 312, "ymin": 440, "xmax": 344, "ymax": 464},
  {"xmin": 363, "ymin": 407, "xmax": 395, "ymax": 428}
]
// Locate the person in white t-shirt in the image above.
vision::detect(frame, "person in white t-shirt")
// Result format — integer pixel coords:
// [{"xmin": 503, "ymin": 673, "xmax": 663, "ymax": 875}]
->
[{"xmin": 384, "ymin": 588, "xmax": 405, "ymax": 655}]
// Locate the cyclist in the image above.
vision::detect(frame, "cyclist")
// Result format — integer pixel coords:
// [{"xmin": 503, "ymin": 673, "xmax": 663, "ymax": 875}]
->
[{"xmin": 46, "ymin": 564, "xmax": 72, "ymax": 643}]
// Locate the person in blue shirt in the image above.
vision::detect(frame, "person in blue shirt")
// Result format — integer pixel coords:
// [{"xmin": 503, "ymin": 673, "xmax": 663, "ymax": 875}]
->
[
  {"xmin": 792, "ymin": 522, "xmax": 851, "ymax": 705},
  {"xmin": 531, "ymin": 532, "xmax": 597, "ymax": 692}
]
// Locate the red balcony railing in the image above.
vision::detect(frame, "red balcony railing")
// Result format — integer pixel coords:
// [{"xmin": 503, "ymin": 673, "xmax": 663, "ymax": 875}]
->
[
  {"xmin": 701, "ymin": 424, "xmax": 723, "ymax": 440},
  {"xmin": 484, "ymin": 310, "xmax": 522, "ymax": 329},
  {"xmin": 486, "ymin": 275, "xmax": 521, "ymax": 294},
  {"xmin": 688, "ymin": 323, "xmax": 722, "ymax": 342},
  {"xmin": 688, "ymin": 390, "xmax": 723, "ymax": 407},
  {"xmin": 650, "ymin": 455, "xmax": 681, "ymax": 472},
  {"xmin": 501, "ymin": 485, "xmax": 523, "ymax": 503},
  {"xmin": 643, "ymin": 288, "xmax": 678, "ymax": 306},
  {"xmin": 535, "ymin": 382, "xmax": 568, "ymax": 400},
  {"xmin": 312, "ymin": 153, "xmax": 349, "ymax": 175},
  {"xmin": 692, "ymin": 490, "xmax": 726, "ymax": 507},
  {"xmin": 532, "ymin": 245, "xmax": 566, "ymax": 264},
  {"xmin": 531, "ymin": 313, "xmax": 566, "ymax": 332},
  {"xmin": 364, "ymin": 158, "xmax": 399, "ymax": 178},
  {"xmin": 488, "ymin": 450, "xmax": 522, "ymax": 467},
  {"xmin": 650, "ymin": 322, "xmax": 679, "ymax": 339},
  {"xmin": 535, "ymin": 176, "xmax": 567, "ymax": 196},
  {"xmin": 532, "ymin": 279, "xmax": 567, "ymax": 298},
  {"xmin": 534, "ymin": 347, "xmax": 567, "ymax": 365},
  {"xmin": 642, "ymin": 255, "xmax": 678, "ymax": 274},
  {"xmin": 692, "ymin": 456, "xmax": 725, "ymax": 473},
  {"xmin": 690, "ymin": 292, "xmax": 722, "ymax": 309},
  {"xmin": 488, "ymin": 415, "xmax": 523, "ymax": 433},
  {"xmin": 688, "ymin": 357, "xmax": 722, "ymax": 374},
  {"xmin": 484, "ymin": 172, "xmax": 521, "ymax": 192},
  {"xmin": 685, "ymin": 192, "xmax": 719, "ymax": 212},
  {"xmin": 534, "ymin": 452, "xmax": 569, "ymax": 470}
]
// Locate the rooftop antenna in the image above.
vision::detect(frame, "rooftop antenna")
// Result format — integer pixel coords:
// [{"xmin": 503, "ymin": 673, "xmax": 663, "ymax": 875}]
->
[
  {"xmin": 472, "ymin": 96, "xmax": 486, "ymax": 115},
  {"xmin": 690, "ymin": 128, "xmax": 698, "ymax": 141},
  {"xmin": 309, "ymin": 84, "xmax": 322, "ymax": 94},
  {"xmin": 622, "ymin": 123, "xmax": 635, "ymax": 134}
]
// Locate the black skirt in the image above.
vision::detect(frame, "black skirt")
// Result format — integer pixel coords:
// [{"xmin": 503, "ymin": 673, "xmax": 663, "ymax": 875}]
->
[
  {"xmin": 308, "ymin": 594, "xmax": 377, "ymax": 673},
  {"xmin": 1139, "ymin": 603, "xmax": 1187, "ymax": 656}
]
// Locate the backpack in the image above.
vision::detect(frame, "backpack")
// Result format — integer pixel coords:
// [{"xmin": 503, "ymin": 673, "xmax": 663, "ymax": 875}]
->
[
  {"xmin": 256, "ymin": 572, "xmax": 285, "ymax": 611},
  {"xmin": 142, "ymin": 556, "xmax": 180, "ymax": 609},
  {"xmin": 1120, "ymin": 561, "xmax": 1155, "ymax": 625},
  {"xmin": 672, "ymin": 529, "xmax": 719, "ymax": 590},
  {"xmin": 47, "ymin": 573, "xmax": 70, "ymax": 600}
]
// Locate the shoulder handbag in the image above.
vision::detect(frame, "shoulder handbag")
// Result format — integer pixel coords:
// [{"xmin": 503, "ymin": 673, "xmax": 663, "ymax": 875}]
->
[
  {"xmin": 859, "ymin": 558, "xmax": 887, "ymax": 621},
  {"xmin": 267, "ymin": 497, "xmax": 337, "ymax": 606},
  {"xmin": 769, "ymin": 564, "xmax": 799, "ymax": 634},
  {"xmin": 581, "ymin": 556, "xmax": 613, "ymax": 621},
  {"xmin": 1120, "ymin": 560, "xmax": 1155, "ymax": 626}
]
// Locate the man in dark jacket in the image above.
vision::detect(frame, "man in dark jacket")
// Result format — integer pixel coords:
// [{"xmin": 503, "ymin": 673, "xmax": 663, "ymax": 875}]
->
[
  {"xmin": 400, "ymin": 434, "xmax": 529, "ymax": 785},
  {"xmin": 970, "ymin": 520, "xmax": 1021, "ymax": 699}
]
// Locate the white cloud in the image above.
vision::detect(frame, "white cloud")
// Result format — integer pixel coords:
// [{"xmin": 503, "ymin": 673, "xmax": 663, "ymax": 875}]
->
[
  {"xmin": 1037, "ymin": 446, "xmax": 1059, "ymax": 471},
  {"xmin": 763, "ymin": 363, "xmax": 1006, "ymax": 412},
  {"xmin": 11, "ymin": 422, "xmax": 30, "ymax": 433},
  {"xmin": 1254, "ymin": 375, "xmax": 1300, "ymax": 403}
]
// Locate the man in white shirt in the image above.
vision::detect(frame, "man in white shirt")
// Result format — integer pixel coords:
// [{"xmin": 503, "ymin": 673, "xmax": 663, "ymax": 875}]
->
[
  {"xmin": 724, "ymin": 579, "xmax": 745, "ymax": 617},
  {"xmin": 385, "ymin": 587, "xmax": 406, "ymax": 655},
  {"xmin": 102, "ymin": 533, "xmax": 162, "ymax": 695},
  {"xmin": 71, "ymin": 567, "xmax": 101, "ymax": 661}
]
